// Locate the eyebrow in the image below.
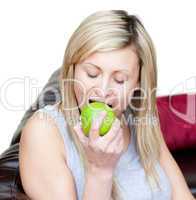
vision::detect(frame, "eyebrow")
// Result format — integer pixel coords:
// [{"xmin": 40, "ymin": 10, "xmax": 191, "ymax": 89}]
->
[{"xmin": 83, "ymin": 62, "xmax": 130, "ymax": 74}]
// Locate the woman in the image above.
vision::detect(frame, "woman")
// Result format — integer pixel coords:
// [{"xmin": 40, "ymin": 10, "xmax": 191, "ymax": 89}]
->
[{"xmin": 19, "ymin": 10, "xmax": 195, "ymax": 199}]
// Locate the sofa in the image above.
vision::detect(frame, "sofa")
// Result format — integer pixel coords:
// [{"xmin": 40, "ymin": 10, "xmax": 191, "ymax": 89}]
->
[
  {"xmin": 157, "ymin": 92, "xmax": 196, "ymax": 197},
  {"xmin": 0, "ymin": 67, "xmax": 195, "ymax": 199}
]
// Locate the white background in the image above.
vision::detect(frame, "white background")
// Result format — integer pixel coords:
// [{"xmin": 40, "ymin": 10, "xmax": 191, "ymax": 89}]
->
[{"xmin": 0, "ymin": 0, "xmax": 196, "ymax": 154}]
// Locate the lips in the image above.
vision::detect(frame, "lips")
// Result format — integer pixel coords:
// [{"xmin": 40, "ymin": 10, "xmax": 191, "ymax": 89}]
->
[{"xmin": 88, "ymin": 98, "xmax": 113, "ymax": 108}]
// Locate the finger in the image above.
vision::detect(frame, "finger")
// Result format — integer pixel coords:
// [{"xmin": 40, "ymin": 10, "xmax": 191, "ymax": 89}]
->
[
  {"xmin": 100, "ymin": 117, "xmax": 121, "ymax": 143},
  {"xmin": 106, "ymin": 128, "xmax": 123, "ymax": 152},
  {"xmin": 89, "ymin": 111, "xmax": 107, "ymax": 142},
  {"xmin": 73, "ymin": 121, "xmax": 88, "ymax": 146},
  {"xmin": 115, "ymin": 137, "xmax": 124, "ymax": 154}
]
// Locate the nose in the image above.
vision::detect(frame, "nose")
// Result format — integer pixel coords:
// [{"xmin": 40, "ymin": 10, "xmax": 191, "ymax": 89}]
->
[{"xmin": 94, "ymin": 77, "xmax": 113, "ymax": 99}]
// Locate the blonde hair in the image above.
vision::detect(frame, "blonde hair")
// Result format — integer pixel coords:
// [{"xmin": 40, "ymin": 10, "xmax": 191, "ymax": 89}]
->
[{"xmin": 57, "ymin": 10, "xmax": 166, "ymax": 200}]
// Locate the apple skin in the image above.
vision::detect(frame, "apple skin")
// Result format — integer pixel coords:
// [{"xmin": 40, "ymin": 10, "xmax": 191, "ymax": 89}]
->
[{"xmin": 80, "ymin": 102, "xmax": 116, "ymax": 137}]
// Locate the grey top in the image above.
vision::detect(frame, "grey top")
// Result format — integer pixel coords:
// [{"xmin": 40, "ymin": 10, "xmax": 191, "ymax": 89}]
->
[{"xmin": 35, "ymin": 103, "xmax": 172, "ymax": 200}]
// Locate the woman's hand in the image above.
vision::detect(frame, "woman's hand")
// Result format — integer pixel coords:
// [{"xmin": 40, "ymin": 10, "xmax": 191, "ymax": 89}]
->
[{"xmin": 73, "ymin": 111, "xmax": 125, "ymax": 177}]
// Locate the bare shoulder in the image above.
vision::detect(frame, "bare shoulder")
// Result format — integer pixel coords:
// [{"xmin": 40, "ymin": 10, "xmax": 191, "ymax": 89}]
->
[
  {"xmin": 19, "ymin": 109, "xmax": 77, "ymax": 199},
  {"xmin": 21, "ymin": 109, "xmax": 66, "ymax": 160}
]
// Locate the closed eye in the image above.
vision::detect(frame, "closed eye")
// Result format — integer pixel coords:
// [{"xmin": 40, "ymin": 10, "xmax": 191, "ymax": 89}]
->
[
  {"xmin": 87, "ymin": 73, "xmax": 98, "ymax": 78},
  {"xmin": 116, "ymin": 80, "xmax": 125, "ymax": 84},
  {"xmin": 87, "ymin": 73, "xmax": 125, "ymax": 84}
]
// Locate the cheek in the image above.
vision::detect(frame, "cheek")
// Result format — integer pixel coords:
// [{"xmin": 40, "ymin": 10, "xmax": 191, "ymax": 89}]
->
[
  {"xmin": 110, "ymin": 88, "xmax": 128, "ymax": 112},
  {"xmin": 73, "ymin": 76, "xmax": 86, "ymax": 106},
  {"xmin": 73, "ymin": 75, "xmax": 93, "ymax": 107},
  {"xmin": 117, "ymin": 84, "xmax": 136, "ymax": 109},
  {"xmin": 119, "ymin": 92, "xmax": 129, "ymax": 110}
]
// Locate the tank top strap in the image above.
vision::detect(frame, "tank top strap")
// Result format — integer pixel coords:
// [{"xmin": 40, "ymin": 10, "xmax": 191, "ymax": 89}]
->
[{"xmin": 35, "ymin": 103, "xmax": 85, "ymax": 200}]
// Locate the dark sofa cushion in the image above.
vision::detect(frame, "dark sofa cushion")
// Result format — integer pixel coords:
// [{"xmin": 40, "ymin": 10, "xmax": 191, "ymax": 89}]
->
[
  {"xmin": 0, "ymin": 143, "xmax": 29, "ymax": 199},
  {"xmin": 171, "ymin": 149, "xmax": 196, "ymax": 197}
]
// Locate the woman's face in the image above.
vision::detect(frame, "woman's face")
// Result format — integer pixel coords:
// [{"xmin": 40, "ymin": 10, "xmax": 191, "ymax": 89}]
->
[{"xmin": 73, "ymin": 44, "xmax": 140, "ymax": 118}]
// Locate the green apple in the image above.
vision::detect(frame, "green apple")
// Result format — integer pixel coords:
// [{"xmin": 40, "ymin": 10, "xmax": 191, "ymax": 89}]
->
[{"xmin": 80, "ymin": 101, "xmax": 116, "ymax": 137}]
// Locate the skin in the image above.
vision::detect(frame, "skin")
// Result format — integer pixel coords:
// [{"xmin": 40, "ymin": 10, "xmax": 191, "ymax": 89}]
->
[
  {"xmin": 73, "ymin": 44, "xmax": 140, "ymax": 119},
  {"xmin": 73, "ymin": 44, "xmax": 196, "ymax": 199},
  {"xmin": 73, "ymin": 44, "xmax": 141, "ymax": 199},
  {"xmin": 73, "ymin": 43, "xmax": 140, "ymax": 152},
  {"xmin": 19, "ymin": 42, "xmax": 195, "ymax": 199},
  {"xmin": 19, "ymin": 44, "xmax": 141, "ymax": 200}
]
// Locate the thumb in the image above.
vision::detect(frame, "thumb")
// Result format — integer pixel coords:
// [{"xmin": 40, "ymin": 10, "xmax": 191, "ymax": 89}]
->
[{"xmin": 89, "ymin": 111, "xmax": 107, "ymax": 142}]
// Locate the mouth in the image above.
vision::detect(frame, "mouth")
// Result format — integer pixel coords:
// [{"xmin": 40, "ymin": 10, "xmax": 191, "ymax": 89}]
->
[{"xmin": 88, "ymin": 99, "xmax": 113, "ymax": 108}]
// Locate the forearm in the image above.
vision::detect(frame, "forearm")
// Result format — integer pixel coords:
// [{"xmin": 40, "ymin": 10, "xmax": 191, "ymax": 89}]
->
[{"xmin": 82, "ymin": 166, "xmax": 113, "ymax": 200}]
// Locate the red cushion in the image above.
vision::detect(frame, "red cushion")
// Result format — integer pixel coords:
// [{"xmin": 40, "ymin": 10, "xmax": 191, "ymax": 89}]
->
[{"xmin": 156, "ymin": 93, "xmax": 196, "ymax": 151}]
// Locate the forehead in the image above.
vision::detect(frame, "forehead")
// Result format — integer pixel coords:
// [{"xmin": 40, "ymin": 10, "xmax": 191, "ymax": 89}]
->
[{"xmin": 80, "ymin": 44, "xmax": 139, "ymax": 72}]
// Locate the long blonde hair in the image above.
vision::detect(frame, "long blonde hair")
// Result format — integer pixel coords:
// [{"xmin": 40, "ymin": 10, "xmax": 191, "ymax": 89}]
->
[{"xmin": 57, "ymin": 10, "xmax": 165, "ymax": 200}]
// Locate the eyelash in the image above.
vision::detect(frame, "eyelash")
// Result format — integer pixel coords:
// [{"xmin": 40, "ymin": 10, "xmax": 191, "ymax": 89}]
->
[
  {"xmin": 116, "ymin": 80, "xmax": 125, "ymax": 84},
  {"xmin": 87, "ymin": 74, "xmax": 97, "ymax": 78},
  {"xmin": 87, "ymin": 73, "xmax": 125, "ymax": 84}
]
